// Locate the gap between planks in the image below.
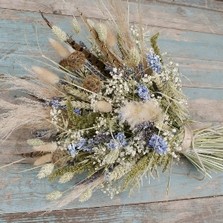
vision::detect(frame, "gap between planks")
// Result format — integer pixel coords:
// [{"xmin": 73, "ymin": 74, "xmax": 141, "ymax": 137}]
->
[{"xmin": 1, "ymin": 195, "xmax": 223, "ymax": 223}]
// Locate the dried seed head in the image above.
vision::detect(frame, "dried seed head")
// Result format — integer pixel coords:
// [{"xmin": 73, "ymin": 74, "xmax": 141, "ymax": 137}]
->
[
  {"xmin": 59, "ymin": 51, "xmax": 86, "ymax": 71},
  {"xmin": 52, "ymin": 149, "xmax": 69, "ymax": 167},
  {"xmin": 59, "ymin": 172, "xmax": 74, "ymax": 183},
  {"xmin": 87, "ymin": 19, "xmax": 95, "ymax": 28},
  {"xmin": 79, "ymin": 188, "xmax": 93, "ymax": 202},
  {"xmin": 27, "ymin": 138, "xmax": 45, "ymax": 146},
  {"xmin": 95, "ymin": 23, "xmax": 107, "ymax": 43},
  {"xmin": 72, "ymin": 17, "xmax": 80, "ymax": 33},
  {"xmin": 83, "ymin": 75, "xmax": 102, "ymax": 93},
  {"xmin": 127, "ymin": 47, "xmax": 141, "ymax": 67},
  {"xmin": 46, "ymin": 191, "xmax": 62, "ymax": 201},
  {"xmin": 37, "ymin": 163, "xmax": 54, "ymax": 179},
  {"xmin": 52, "ymin": 25, "xmax": 67, "ymax": 42}
]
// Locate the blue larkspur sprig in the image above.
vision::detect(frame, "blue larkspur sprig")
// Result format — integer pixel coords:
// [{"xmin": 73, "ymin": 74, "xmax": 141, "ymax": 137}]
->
[
  {"xmin": 148, "ymin": 134, "xmax": 168, "ymax": 155},
  {"xmin": 137, "ymin": 84, "xmax": 150, "ymax": 100},
  {"xmin": 147, "ymin": 50, "xmax": 162, "ymax": 74},
  {"xmin": 107, "ymin": 132, "xmax": 128, "ymax": 150},
  {"xmin": 67, "ymin": 138, "xmax": 93, "ymax": 157}
]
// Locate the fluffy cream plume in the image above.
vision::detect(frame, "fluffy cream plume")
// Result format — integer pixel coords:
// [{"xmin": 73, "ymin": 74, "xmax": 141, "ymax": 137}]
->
[
  {"xmin": 49, "ymin": 38, "xmax": 70, "ymax": 58},
  {"xmin": 106, "ymin": 28, "xmax": 117, "ymax": 48},
  {"xmin": 33, "ymin": 142, "xmax": 57, "ymax": 152},
  {"xmin": 94, "ymin": 100, "xmax": 112, "ymax": 113},
  {"xmin": 34, "ymin": 153, "xmax": 52, "ymax": 166},
  {"xmin": 119, "ymin": 101, "xmax": 164, "ymax": 128},
  {"xmin": 0, "ymin": 98, "xmax": 51, "ymax": 140},
  {"xmin": 32, "ymin": 66, "xmax": 60, "ymax": 85}
]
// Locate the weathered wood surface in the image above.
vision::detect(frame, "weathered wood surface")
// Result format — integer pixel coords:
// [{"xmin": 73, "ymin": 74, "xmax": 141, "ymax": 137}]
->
[
  {"xmin": 1, "ymin": 196, "xmax": 223, "ymax": 223},
  {"xmin": 0, "ymin": 0, "xmax": 223, "ymax": 221}
]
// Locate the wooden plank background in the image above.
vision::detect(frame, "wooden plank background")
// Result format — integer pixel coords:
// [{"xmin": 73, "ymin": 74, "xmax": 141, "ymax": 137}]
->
[{"xmin": 0, "ymin": 0, "xmax": 223, "ymax": 222}]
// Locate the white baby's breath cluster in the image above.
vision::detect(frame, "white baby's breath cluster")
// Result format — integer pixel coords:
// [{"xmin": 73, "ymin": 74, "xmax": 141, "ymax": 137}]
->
[
  {"xmin": 104, "ymin": 69, "xmax": 130, "ymax": 104},
  {"xmin": 160, "ymin": 61, "xmax": 182, "ymax": 89},
  {"xmin": 50, "ymin": 107, "xmax": 61, "ymax": 126}
]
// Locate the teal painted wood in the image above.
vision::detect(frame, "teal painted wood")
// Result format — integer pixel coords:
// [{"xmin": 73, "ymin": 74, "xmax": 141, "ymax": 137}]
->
[
  {"xmin": 1, "ymin": 196, "xmax": 223, "ymax": 223},
  {"xmin": 0, "ymin": 0, "xmax": 223, "ymax": 34},
  {"xmin": 0, "ymin": 161, "xmax": 223, "ymax": 214},
  {"xmin": 0, "ymin": 9, "xmax": 223, "ymax": 98},
  {"xmin": 158, "ymin": 0, "xmax": 223, "ymax": 12}
]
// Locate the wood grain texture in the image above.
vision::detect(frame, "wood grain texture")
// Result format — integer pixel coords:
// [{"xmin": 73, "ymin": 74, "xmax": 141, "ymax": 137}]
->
[
  {"xmin": 0, "ymin": 161, "xmax": 223, "ymax": 214},
  {"xmin": 158, "ymin": 0, "xmax": 223, "ymax": 12},
  {"xmin": 0, "ymin": 0, "xmax": 223, "ymax": 220},
  {"xmin": 1, "ymin": 196, "xmax": 223, "ymax": 223},
  {"xmin": 0, "ymin": 0, "xmax": 223, "ymax": 34},
  {"xmin": 0, "ymin": 9, "xmax": 223, "ymax": 99}
]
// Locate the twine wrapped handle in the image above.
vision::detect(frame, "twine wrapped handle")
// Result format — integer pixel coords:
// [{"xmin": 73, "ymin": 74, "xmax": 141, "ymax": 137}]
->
[{"xmin": 182, "ymin": 126, "xmax": 193, "ymax": 151}]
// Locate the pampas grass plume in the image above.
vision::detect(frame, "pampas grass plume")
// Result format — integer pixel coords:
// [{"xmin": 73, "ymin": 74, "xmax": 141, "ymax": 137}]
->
[
  {"xmin": 32, "ymin": 66, "xmax": 60, "ymax": 85},
  {"xmin": 120, "ymin": 101, "xmax": 163, "ymax": 128},
  {"xmin": 49, "ymin": 38, "xmax": 70, "ymax": 58}
]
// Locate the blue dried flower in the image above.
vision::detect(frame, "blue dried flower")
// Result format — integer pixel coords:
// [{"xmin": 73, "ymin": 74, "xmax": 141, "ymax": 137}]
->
[
  {"xmin": 107, "ymin": 140, "xmax": 119, "ymax": 150},
  {"xmin": 74, "ymin": 108, "xmax": 81, "ymax": 115},
  {"xmin": 49, "ymin": 98, "xmax": 66, "ymax": 110},
  {"xmin": 67, "ymin": 138, "xmax": 87, "ymax": 157},
  {"xmin": 137, "ymin": 84, "xmax": 150, "ymax": 100},
  {"xmin": 49, "ymin": 99, "xmax": 60, "ymax": 109},
  {"xmin": 147, "ymin": 51, "xmax": 162, "ymax": 74},
  {"xmin": 115, "ymin": 132, "xmax": 127, "ymax": 146},
  {"xmin": 107, "ymin": 132, "xmax": 127, "ymax": 150},
  {"xmin": 148, "ymin": 134, "xmax": 168, "ymax": 155}
]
